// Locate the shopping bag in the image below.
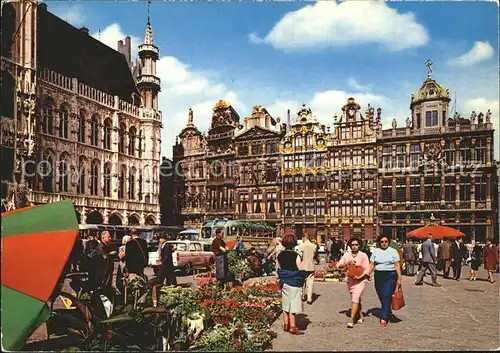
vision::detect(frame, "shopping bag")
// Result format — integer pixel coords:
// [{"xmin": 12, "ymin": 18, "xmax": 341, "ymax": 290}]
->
[{"xmin": 392, "ymin": 286, "xmax": 405, "ymax": 311}]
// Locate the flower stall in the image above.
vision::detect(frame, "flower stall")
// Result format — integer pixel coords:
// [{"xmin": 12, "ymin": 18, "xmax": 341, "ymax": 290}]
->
[{"xmin": 315, "ymin": 261, "xmax": 344, "ymax": 282}]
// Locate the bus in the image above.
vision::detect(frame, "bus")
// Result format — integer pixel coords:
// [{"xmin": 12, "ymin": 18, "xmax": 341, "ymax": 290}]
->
[{"xmin": 200, "ymin": 219, "xmax": 276, "ymax": 251}]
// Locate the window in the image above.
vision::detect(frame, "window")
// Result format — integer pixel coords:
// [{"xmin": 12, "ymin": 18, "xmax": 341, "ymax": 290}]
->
[
  {"xmin": 284, "ymin": 176, "xmax": 293, "ymax": 190},
  {"xmin": 305, "ymin": 175, "xmax": 315, "ymax": 190},
  {"xmin": 382, "ymin": 146, "xmax": 392, "ymax": 169},
  {"xmin": 396, "ymin": 177, "xmax": 406, "ymax": 202},
  {"xmin": 365, "ymin": 178, "xmax": 374, "ymax": 190},
  {"xmin": 103, "ymin": 119, "xmax": 112, "ymax": 150},
  {"xmin": 424, "ymin": 176, "xmax": 440, "ymax": 201},
  {"xmin": 306, "ymin": 134, "xmax": 313, "ymax": 148},
  {"xmin": 42, "ymin": 98, "xmax": 54, "ymax": 135},
  {"xmin": 395, "ymin": 145, "xmax": 405, "ymax": 169},
  {"xmin": 305, "ymin": 154, "xmax": 314, "ymax": 168},
  {"xmin": 138, "ymin": 131, "xmax": 142, "ymax": 158},
  {"xmin": 284, "ymin": 156, "xmax": 292, "ymax": 169},
  {"xmin": 460, "ymin": 176, "xmax": 471, "ymax": 201},
  {"xmin": 90, "ymin": 115, "xmax": 99, "ymax": 146},
  {"xmin": 104, "ymin": 164, "xmax": 111, "ymax": 197},
  {"xmin": 330, "ymin": 199, "xmax": 339, "ymax": 216},
  {"xmin": 416, "ymin": 113, "xmax": 421, "ymax": 129},
  {"xmin": 266, "ymin": 163, "xmax": 277, "ymax": 183},
  {"xmin": 317, "ymin": 175, "xmax": 326, "ymax": 189},
  {"xmin": 119, "ymin": 123, "xmax": 126, "ymax": 153},
  {"xmin": 474, "ymin": 174, "xmax": 486, "ymax": 201},
  {"xmin": 330, "ymin": 174, "xmax": 340, "ymax": 190},
  {"xmin": 129, "ymin": 168, "xmax": 136, "ymax": 199},
  {"xmin": 342, "ymin": 152, "xmax": 352, "ymax": 167},
  {"xmin": 294, "ymin": 135, "xmax": 302, "ymax": 148},
  {"xmin": 129, "ymin": 127, "xmax": 136, "ymax": 156},
  {"xmin": 316, "ymin": 154, "xmax": 325, "ymax": 168},
  {"xmin": 119, "ymin": 166, "xmax": 126, "ymax": 199},
  {"xmin": 409, "ymin": 144, "xmax": 420, "ymax": 170},
  {"xmin": 266, "ymin": 143, "xmax": 276, "ymax": 154},
  {"xmin": 445, "ymin": 141, "xmax": 456, "ymax": 167},
  {"xmin": 364, "ymin": 198, "xmax": 374, "ymax": 216},
  {"xmin": 305, "ymin": 200, "xmax": 315, "ymax": 216},
  {"xmin": 294, "ymin": 200, "xmax": 303, "ymax": 216},
  {"xmin": 352, "ymin": 173, "xmax": 362, "ymax": 190},
  {"xmin": 252, "ymin": 144, "xmax": 262, "ymax": 155},
  {"xmin": 341, "ymin": 199, "xmax": 350, "ymax": 216},
  {"xmin": 460, "ymin": 139, "xmax": 471, "ymax": 165},
  {"xmin": 341, "ymin": 127, "xmax": 350, "ymax": 139},
  {"xmin": 239, "ymin": 193, "xmax": 248, "ymax": 213},
  {"xmin": 425, "ymin": 110, "xmax": 438, "ymax": 126},
  {"xmin": 42, "ymin": 152, "xmax": 54, "ymax": 192},
  {"xmin": 77, "ymin": 157, "xmax": 85, "ymax": 194},
  {"xmin": 90, "ymin": 160, "xmax": 99, "ymax": 196},
  {"xmin": 284, "ymin": 201, "xmax": 293, "ymax": 216},
  {"xmin": 364, "ymin": 150, "xmax": 373, "ymax": 166},
  {"xmin": 59, "ymin": 105, "xmax": 69, "ymax": 139},
  {"xmin": 197, "ymin": 164, "xmax": 204, "ymax": 179},
  {"xmin": 294, "ymin": 155, "xmax": 304, "ymax": 168},
  {"xmin": 352, "ymin": 150, "xmax": 362, "ymax": 166},
  {"xmin": 410, "ymin": 177, "xmax": 420, "ymax": 202},
  {"xmin": 474, "ymin": 139, "xmax": 486, "ymax": 165},
  {"xmin": 382, "ymin": 179, "xmax": 392, "ymax": 203},
  {"xmin": 352, "ymin": 199, "xmax": 362, "ymax": 217},
  {"xmin": 239, "ymin": 144, "xmax": 249, "ymax": 156},
  {"xmin": 58, "ymin": 157, "xmax": 69, "ymax": 192},
  {"xmin": 78, "ymin": 110, "xmax": 86, "ymax": 143},
  {"xmin": 353, "ymin": 126, "xmax": 362, "ymax": 139},
  {"xmin": 316, "ymin": 200, "xmax": 325, "ymax": 216},
  {"xmin": 445, "ymin": 176, "xmax": 456, "ymax": 202},
  {"xmin": 294, "ymin": 175, "xmax": 304, "ymax": 190},
  {"xmin": 267, "ymin": 192, "xmax": 277, "ymax": 213},
  {"xmin": 252, "ymin": 192, "xmax": 262, "ymax": 213}
]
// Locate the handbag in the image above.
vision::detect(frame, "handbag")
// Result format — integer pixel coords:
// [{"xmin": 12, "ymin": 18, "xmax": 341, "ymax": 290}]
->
[
  {"xmin": 392, "ymin": 286, "xmax": 405, "ymax": 311},
  {"xmin": 346, "ymin": 264, "xmax": 364, "ymax": 279}
]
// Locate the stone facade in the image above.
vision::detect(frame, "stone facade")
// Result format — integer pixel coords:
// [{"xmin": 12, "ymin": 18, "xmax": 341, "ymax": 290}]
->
[{"xmin": 0, "ymin": 1, "xmax": 162, "ymax": 226}]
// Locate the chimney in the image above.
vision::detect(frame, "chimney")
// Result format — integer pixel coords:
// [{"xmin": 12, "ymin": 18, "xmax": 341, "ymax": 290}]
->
[
  {"xmin": 118, "ymin": 36, "xmax": 132, "ymax": 71},
  {"xmin": 79, "ymin": 27, "xmax": 89, "ymax": 34}
]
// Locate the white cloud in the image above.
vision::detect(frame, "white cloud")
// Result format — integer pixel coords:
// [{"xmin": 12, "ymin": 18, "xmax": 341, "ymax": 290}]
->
[
  {"xmin": 249, "ymin": 1, "xmax": 429, "ymax": 51},
  {"xmin": 346, "ymin": 77, "xmax": 372, "ymax": 92},
  {"xmin": 91, "ymin": 24, "xmax": 141, "ymax": 59},
  {"xmin": 51, "ymin": 5, "xmax": 86, "ymax": 27},
  {"xmin": 447, "ymin": 41, "xmax": 494, "ymax": 67}
]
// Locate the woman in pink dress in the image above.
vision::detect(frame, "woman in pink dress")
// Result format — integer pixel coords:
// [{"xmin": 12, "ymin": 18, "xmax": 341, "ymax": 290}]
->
[{"xmin": 337, "ymin": 237, "xmax": 370, "ymax": 328}]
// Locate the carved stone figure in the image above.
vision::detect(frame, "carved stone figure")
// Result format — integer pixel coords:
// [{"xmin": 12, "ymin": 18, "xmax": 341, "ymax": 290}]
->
[
  {"xmin": 453, "ymin": 111, "xmax": 460, "ymax": 121},
  {"xmin": 470, "ymin": 111, "xmax": 476, "ymax": 124},
  {"xmin": 188, "ymin": 107, "xmax": 193, "ymax": 125},
  {"xmin": 477, "ymin": 112, "xmax": 484, "ymax": 124},
  {"xmin": 405, "ymin": 117, "xmax": 411, "ymax": 128},
  {"xmin": 392, "ymin": 118, "xmax": 397, "ymax": 129},
  {"xmin": 486, "ymin": 109, "xmax": 491, "ymax": 123}
]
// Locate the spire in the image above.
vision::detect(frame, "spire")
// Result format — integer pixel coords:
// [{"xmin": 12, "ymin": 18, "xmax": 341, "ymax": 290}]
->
[
  {"xmin": 144, "ymin": 0, "xmax": 153, "ymax": 45},
  {"xmin": 147, "ymin": 0, "xmax": 151, "ymax": 24}
]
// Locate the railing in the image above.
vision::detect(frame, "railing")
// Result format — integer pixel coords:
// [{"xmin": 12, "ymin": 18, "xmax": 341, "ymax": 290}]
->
[
  {"xmin": 137, "ymin": 75, "xmax": 161, "ymax": 86},
  {"xmin": 207, "ymin": 131, "xmax": 234, "ymax": 141},
  {"xmin": 246, "ymin": 213, "xmax": 265, "ymax": 220},
  {"xmin": 138, "ymin": 43, "xmax": 159, "ymax": 54},
  {"xmin": 379, "ymin": 122, "xmax": 493, "ymax": 138},
  {"xmin": 181, "ymin": 207, "xmax": 204, "ymax": 214},
  {"xmin": 378, "ymin": 200, "xmax": 490, "ymax": 212}
]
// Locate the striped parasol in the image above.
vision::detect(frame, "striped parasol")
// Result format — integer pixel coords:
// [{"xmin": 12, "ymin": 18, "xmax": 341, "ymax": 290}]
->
[{"xmin": 1, "ymin": 200, "xmax": 79, "ymax": 350}]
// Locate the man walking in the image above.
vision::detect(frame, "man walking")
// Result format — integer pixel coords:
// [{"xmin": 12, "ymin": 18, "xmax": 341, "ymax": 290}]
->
[
  {"xmin": 451, "ymin": 237, "xmax": 465, "ymax": 281},
  {"xmin": 415, "ymin": 234, "xmax": 440, "ymax": 287},
  {"xmin": 157, "ymin": 234, "xmax": 177, "ymax": 286},
  {"xmin": 299, "ymin": 233, "xmax": 317, "ymax": 305},
  {"xmin": 331, "ymin": 237, "xmax": 343, "ymax": 262},
  {"xmin": 97, "ymin": 231, "xmax": 117, "ymax": 293},
  {"xmin": 124, "ymin": 228, "xmax": 149, "ymax": 278},
  {"xmin": 325, "ymin": 237, "xmax": 333, "ymax": 262},
  {"xmin": 403, "ymin": 239, "xmax": 418, "ymax": 276},
  {"xmin": 437, "ymin": 237, "xmax": 452, "ymax": 278}
]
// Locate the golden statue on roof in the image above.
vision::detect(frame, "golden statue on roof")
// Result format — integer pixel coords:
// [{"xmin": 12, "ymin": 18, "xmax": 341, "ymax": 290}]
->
[{"xmin": 213, "ymin": 99, "xmax": 231, "ymax": 111}]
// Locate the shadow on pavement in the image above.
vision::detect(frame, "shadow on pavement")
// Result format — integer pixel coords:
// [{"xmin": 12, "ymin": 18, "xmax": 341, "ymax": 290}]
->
[{"xmin": 295, "ymin": 314, "xmax": 311, "ymax": 331}]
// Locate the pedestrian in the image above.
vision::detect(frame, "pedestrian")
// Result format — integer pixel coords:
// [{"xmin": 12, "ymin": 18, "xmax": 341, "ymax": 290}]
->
[
  {"xmin": 450, "ymin": 237, "xmax": 466, "ymax": 281},
  {"xmin": 277, "ymin": 233, "xmax": 306, "ymax": 335},
  {"xmin": 211, "ymin": 228, "xmax": 229, "ymax": 289},
  {"xmin": 415, "ymin": 234, "xmax": 440, "ymax": 287},
  {"xmin": 369, "ymin": 235, "xmax": 402, "ymax": 328},
  {"xmin": 326, "ymin": 237, "xmax": 333, "ymax": 261},
  {"xmin": 331, "ymin": 237, "xmax": 343, "ymax": 262},
  {"xmin": 97, "ymin": 231, "xmax": 117, "ymax": 293},
  {"xmin": 482, "ymin": 237, "xmax": 499, "ymax": 283},
  {"xmin": 117, "ymin": 235, "xmax": 131, "ymax": 295},
  {"xmin": 336, "ymin": 236, "xmax": 369, "ymax": 328},
  {"xmin": 298, "ymin": 233, "xmax": 317, "ymax": 305},
  {"xmin": 85, "ymin": 234, "xmax": 100, "ymax": 291},
  {"xmin": 437, "ymin": 237, "xmax": 452, "ymax": 279},
  {"xmin": 235, "ymin": 236, "xmax": 244, "ymax": 255},
  {"xmin": 469, "ymin": 241, "xmax": 482, "ymax": 281},
  {"xmin": 124, "ymin": 228, "xmax": 149, "ymax": 278},
  {"xmin": 157, "ymin": 234, "xmax": 177, "ymax": 286},
  {"xmin": 403, "ymin": 239, "xmax": 418, "ymax": 276}
]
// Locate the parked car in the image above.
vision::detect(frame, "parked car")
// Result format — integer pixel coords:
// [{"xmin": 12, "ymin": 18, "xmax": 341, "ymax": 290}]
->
[{"xmin": 149, "ymin": 240, "xmax": 215, "ymax": 275}]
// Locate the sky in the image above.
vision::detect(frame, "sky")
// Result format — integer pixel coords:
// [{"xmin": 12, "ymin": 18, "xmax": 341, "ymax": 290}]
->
[{"xmin": 48, "ymin": 0, "xmax": 499, "ymax": 159}]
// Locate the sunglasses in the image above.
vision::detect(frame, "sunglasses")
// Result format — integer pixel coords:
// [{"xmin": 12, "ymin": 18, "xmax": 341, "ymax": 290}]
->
[
  {"xmin": 351, "ymin": 243, "xmax": 360, "ymax": 247},
  {"xmin": 380, "ymin": 240, "xmax": 389, "ymax": 244}
]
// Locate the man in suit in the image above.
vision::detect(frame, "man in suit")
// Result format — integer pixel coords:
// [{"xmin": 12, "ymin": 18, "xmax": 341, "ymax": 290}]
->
[
  {"xmin": 157, "ymin": 234, "xmax": 177, "ymax": 286},
  {"xmin": 298, "ymin": 233, "xmax": 317, "ymax": 305},
  {"xmin": 451, "ymin": 237, "xmax": 465, "ymax": 281},
  {"xmin": 415, "ymin": 234, "xmax": 440, "ymax": 286},
  {"xmin": 437, "ymin": 237, "xmax": 452, "ymax": 278},
  {"xmin": 403, "ymin": 239, "xmax": 418, "ymax": 276},
  {"xmin": 97, "ymin": 231, "xmax": 117, "ymax": 292},
  {"xmin": 124, "ymin": 228, "xmax": 149, "ymax": 278}
]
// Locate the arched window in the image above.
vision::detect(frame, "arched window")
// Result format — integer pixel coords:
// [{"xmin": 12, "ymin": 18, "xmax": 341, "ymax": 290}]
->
[
  {"xmin": 119, "ymin": 165, "xmax": 126, "ymax": 199},
  {"xmin": 103, "ymin": 118, "xmax": 112, "ymax": 150},
  {"xmin": 90, "ymin": 160, "xmax": 99, "ymax": 195},
  {"xmin": 129, "ymin": 167, "xmax": 136, "ymax": 199},
  {"xmin": 78, "ymin": 110, "xmax": 86, "ymax": 143},
  {"xmin": 90, "ymin": 114, "xmax": 99, "ymax": 146},
  {"xmin": 306, "ymin": 133, "xmax": 313, "ymax": 147},
  {"xmin": 42, "ymin": 151, "xmax": 54, "ymax": 192},
  {"xmin": 59, "ymin": 104, "xmax": 69, "ymax": 139},
  {"xmin": 128, "ymin": 127, "xmax": 136, "ymax": 156},
  {"xmin": 77, "ymin": 156, "xmax": 86, "ymax": 194},
  {"xmin": 138, "ymin": 173, "xmax": 143, "ymax": 201},
  {"xmin": 119, "ymin": 123, "xmax": 126, "ymax": 153},
  {"xmin": 58, "ymin": 155, "xmax": 69, "ymax": 192},
  {"xmin": 42, "ymin": 97, "xmax": 54, "ymax": 135},
  {"xmin": 104, "ymin": 163, "xmax": 111, "ymax": 197},
  {"xmin": 294, "ymin": 135, "xmax": 302, "ymax": 148},
  {"xmin": 138, "ymin": 130, "xmax": 143, "ymax": 158}
]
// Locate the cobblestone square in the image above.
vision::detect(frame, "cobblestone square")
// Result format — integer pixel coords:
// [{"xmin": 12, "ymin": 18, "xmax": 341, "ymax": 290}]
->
[{"xmin": 270, "ymin": 267, "xmax": 499, "ymax": 351}]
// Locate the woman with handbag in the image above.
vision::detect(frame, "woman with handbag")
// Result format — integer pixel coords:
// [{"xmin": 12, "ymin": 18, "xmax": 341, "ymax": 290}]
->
[
  {"xmin": 277, "ymin": 233, "xmax": 307, "ymax": 335},
  {"xmin": 336, "ymin": 236, "xmax": 370, "ymax": 328},
  {"xmin": 369, "ymin": 235, "xmax": 402, "ymax": 328}
]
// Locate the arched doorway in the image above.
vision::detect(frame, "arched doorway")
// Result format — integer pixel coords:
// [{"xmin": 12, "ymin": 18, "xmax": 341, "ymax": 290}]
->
[
  {"xmin": 128, "ymin": 214, "xmax": 140, "ymax": 226},
  {"xmin": 145, "ymin": 215, "xmax": 156, "ymax": 225},
  {"xmin": 86, "ymin": 210, "xmax": 103, "ymax": 224},
  {"xmin": 108, "ymin": 213, "xmax": 122, "ymax": 226}
]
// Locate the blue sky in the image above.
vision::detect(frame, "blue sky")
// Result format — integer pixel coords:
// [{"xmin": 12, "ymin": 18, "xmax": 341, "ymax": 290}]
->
[{"xmin": 48, "ymin": 0, "xmax": 499, "ymax": 159}]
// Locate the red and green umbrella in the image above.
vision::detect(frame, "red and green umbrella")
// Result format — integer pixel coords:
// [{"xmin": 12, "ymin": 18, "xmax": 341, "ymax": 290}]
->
[{"xmin": 1, "ymin": 200, "xmax": 79, "ymax": 350}]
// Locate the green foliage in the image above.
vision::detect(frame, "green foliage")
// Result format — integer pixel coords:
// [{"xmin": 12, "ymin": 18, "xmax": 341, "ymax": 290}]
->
[{"xmin": 228, "ymin": 251, "xmax": 252, "ymax": 281}]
